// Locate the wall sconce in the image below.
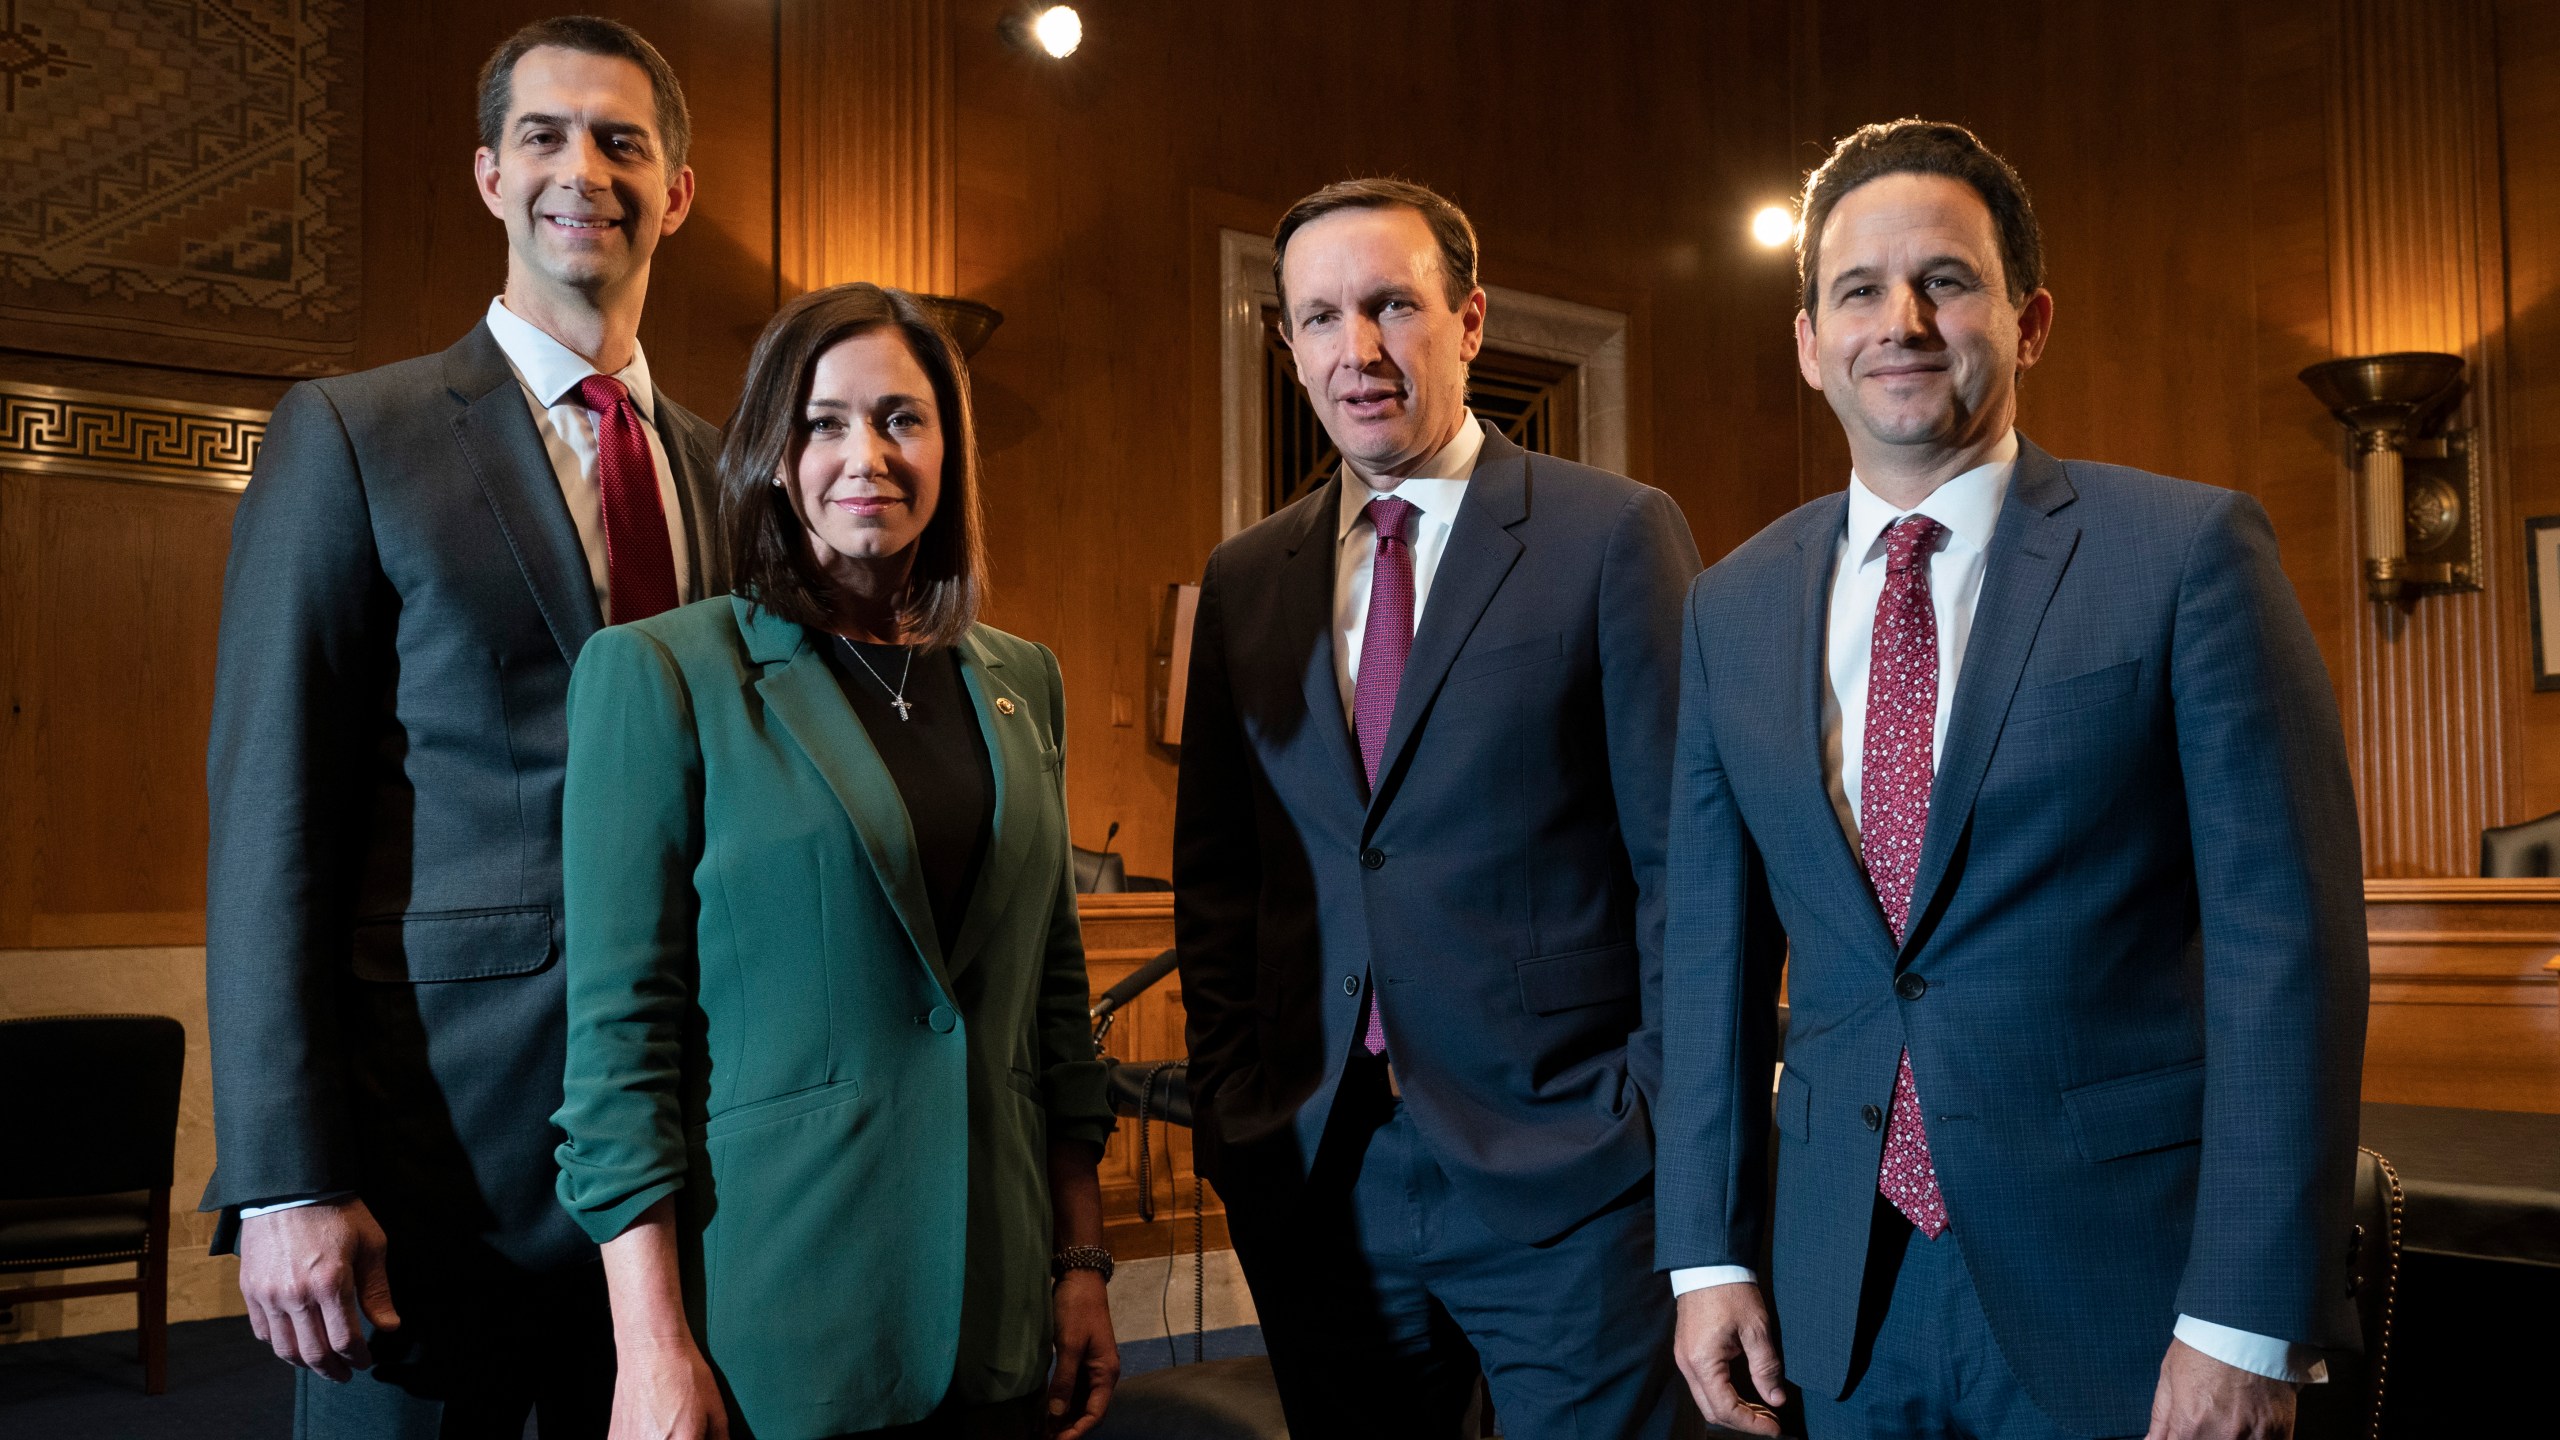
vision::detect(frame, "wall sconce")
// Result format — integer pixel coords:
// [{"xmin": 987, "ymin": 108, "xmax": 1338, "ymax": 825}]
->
[
  {"xmin": 915, "ymin": 296, "xmax": 1004, "ymax": 358},
  {"xmin": 2299, "ymin": 352, "xmax": 2481, "ymax": 603}
]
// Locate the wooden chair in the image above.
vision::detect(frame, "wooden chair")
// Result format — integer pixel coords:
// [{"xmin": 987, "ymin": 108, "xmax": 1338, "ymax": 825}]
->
[{"xmin": 0, "ymin": 1013, "xmax": 186, "ymax": 1394}]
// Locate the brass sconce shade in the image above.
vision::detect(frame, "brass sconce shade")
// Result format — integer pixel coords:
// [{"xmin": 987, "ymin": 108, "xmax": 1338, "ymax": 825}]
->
[
  {"xmin": 915, "ymin": 296, "xmax": 1005, "ymax": 359},
  {"xmin": 2299, "ymin": 351, "xmax": 2480, "ymax": 603}
]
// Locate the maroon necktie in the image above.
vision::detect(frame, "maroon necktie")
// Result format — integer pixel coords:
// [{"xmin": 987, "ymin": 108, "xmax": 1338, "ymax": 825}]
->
[
  {"xmin": 575, "ymin": 374, "xmax": 679, "ymax": 623},
  {"xmin": 1863, "ymin": 514, "xmax": 1949, "ymax": 1237},
  {"xmin": 1353, "ymin": 496, "xmax": 1417, "ymax": 1056}
]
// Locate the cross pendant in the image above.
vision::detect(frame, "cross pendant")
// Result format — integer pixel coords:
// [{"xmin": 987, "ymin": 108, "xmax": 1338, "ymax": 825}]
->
[{"xmin": 891, "ymin": 697, "xmax": 914, "ymax": 721}]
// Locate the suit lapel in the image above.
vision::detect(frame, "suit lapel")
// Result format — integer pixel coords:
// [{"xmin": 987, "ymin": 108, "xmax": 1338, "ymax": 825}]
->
[
  {"xmin": 743, "ymin": 603, "xmax": 953, "ymax": 1000},
  {"xmin": 1367, "ymin": 432, "xmax": 1527, "ymax": 819},
  {"xmin": 446, "ymin": 323, "xmax": 603, "ymax": 664},
  {"xmin": 653, "ymin": 403, "xmax": 723, "ymax": 601},
  {"xmin": 1279, "ymin": 477, "xmax": 1369, "ymax": 801},
  {"xmin": 1902, "ymin": 439, "xmax": 2082, "ymax": 951},
  {"xmin": 942, "ymin": 632, "xmax": 1045, "ymax": 985},
  {"xmin": 1789, "ymin": 497, "xmax": 1902, "ymax": 961}
]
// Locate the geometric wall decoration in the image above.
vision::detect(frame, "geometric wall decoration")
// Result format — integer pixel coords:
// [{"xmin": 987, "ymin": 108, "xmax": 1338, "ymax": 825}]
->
[
  {"xmin": 0, "ymin": 379, "xmax": 265, "ymax": 490},
  {"xmin": 0, "ymin": 0, "xmax": 361, "ymax": 376}
]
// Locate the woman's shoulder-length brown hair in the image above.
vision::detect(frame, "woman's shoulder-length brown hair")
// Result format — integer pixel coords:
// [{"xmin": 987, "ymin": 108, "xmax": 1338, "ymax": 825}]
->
[{"xmin": 717, "ymin": 282, "xmax": 989, "ymax": 650}]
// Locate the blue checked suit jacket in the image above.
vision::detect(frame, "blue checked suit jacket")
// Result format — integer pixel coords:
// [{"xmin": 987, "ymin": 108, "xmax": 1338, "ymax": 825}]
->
[{"xmin": 1655, "ymin": 438, "xmax": 2368, "ymax": 1434}]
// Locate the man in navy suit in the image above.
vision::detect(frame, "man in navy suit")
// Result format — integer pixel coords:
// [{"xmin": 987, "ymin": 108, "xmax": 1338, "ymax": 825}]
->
[
  {"xmin": 1657, "ymin": 121, "xmax": 2367, "ymax": 1440},
  {"xmin": 1175, "ymin": 178, "xmax": 1703, "ymax": 1437}
]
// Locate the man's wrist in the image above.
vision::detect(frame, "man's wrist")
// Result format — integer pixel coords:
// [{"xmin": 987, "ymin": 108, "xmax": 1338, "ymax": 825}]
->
[
  {"xmin": 238, "ymin": 1191, "xmax": 357, "ymax": 1220},
  {"xmin": 1669, "ymin": 1263, "xmax": 1758, "ymax": 1297}
]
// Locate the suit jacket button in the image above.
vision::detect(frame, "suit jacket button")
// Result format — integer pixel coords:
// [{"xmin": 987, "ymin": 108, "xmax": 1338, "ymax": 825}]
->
[
  {"xmin": 1359, "ymin": 847, "xmax": 1386, "ymax": 870},
  {"xmin": 927, "ymin": 1005, "xmax": 958, "ymax": 1033},
  {"xmin": 1894, "ymin": 972, "xmax": 1927, "ymax": 1001},
  {"xmin": 1862, "ymin": 1103, "xmax": 1883, "ymax": 1131},
  {"xmin": 1342, "ymin": 975, "xmax": 1360, "ymax": 996}
]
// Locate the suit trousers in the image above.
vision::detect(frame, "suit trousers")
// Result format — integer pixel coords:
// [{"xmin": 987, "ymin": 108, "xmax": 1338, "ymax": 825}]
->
[
  {"xmin": 293, "ymin": 1239, "xmax": 613, "ymax": 1440},
  {"xmin": 1225, "ymin": 1059, "xmax": 1684, "ymax": 1440},
  {"xmin": 1797, "ymin": 1203, "xmax": 2097, "ymax": 1440}
]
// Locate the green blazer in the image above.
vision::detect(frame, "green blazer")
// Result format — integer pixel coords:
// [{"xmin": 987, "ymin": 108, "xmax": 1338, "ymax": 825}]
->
[{"xmin": 552, "ymin": 596, "xmax": 1111, "ymax": 1440}]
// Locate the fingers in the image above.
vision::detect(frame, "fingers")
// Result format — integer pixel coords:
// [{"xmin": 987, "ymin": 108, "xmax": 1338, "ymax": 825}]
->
[
  {"xmin": 1057, "ymin": 1350, "xmax": 1117, "ymax": 1440},
  {"xmin": 356, "ymin": 1246, "xmax": 401, "ymax": 1335},
  {"xmin": 1740, "ymin": 1317, "xmax": 1791, "ymax": 1411},
  {"xmin": 1045, "ymin": 1337, "xmax": 1080, "ymax": 1428}
]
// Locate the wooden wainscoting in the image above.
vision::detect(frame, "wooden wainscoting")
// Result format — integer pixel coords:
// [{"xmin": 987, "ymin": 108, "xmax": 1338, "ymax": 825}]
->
[
  {"xmin": 1077, "ymin": 893, "xmax": 1227, "ymax": 1259},
  {"xmin": 2364, "ymin": 878, "xmax": 2560, "ymax": 1113}
]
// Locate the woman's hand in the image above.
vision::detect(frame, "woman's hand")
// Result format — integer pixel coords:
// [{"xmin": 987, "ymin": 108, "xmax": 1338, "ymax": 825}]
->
[
  {"xmin": 610, "ymin": 1332, "xmax": 729, "ymax": 1440},
  {"xmin": 1046, "ymin": 1270, "xmax": 1119, "ymax": 1438}
]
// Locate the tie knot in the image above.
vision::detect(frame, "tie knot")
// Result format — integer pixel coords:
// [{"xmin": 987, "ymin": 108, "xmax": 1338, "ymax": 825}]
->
[
  {"xmin": 1884, "ymin": 514, "xmax": 1944, "ymax": 572},
  {"xmin": 1366, "ymin": 495, "xmax": 1417, "ymax": 545},
  {"xmin": 575, "ymin": 373, "xmax": 632, "ymax": 414}
]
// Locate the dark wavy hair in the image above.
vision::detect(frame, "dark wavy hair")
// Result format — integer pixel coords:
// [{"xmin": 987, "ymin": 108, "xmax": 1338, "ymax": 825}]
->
[
  {"xmin": 1798, "ymin": 118, "xmax": 2044, "ymax": 317},
  {"xmin": 718, "ymin": 284, "xmax": 987, "ymax": 650},
  {"xmin": 476, "ymin": 15, "xmax": 692, "ymax": 173}
]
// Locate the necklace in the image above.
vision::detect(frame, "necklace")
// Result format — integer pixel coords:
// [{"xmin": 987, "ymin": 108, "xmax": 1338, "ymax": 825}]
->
[{"xmin": 841, "ymin": 637, "xmax": 917, "ymax": 721}]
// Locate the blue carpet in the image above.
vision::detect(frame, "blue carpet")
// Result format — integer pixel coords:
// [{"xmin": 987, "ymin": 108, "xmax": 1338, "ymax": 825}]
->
[
  {"xmin": 0, "ymin": 1316, "xmax": 289, "ymax": 1439},
  {"xmin": 1119, "ymin": 1324, "xmax": 1265, "ymax": 1378}
]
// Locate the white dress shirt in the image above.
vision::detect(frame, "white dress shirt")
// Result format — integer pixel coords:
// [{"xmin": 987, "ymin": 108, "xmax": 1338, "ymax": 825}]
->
[
  {"xmin": 1331, "ymin": 415, "xmax": 1489, "ymax": 720},
  {"xmin": 483, "ymin": 296, "xmax": 693, "ymax": 621},
  {"xmin": 235, "ymin": 305, "xmax": 693, "ymax": 1225},
  {"xmin": 1666, "ymin": 431, "xmax": 2324, "ymax": 1386}
]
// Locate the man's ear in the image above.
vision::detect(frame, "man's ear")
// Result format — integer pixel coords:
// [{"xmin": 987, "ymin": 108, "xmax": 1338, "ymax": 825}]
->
[
  {"xmin": 2013, "ymin": 288, "xmax": 2055, "ymax": 373},
  {"xmin": 473, "ymin": 147, "xmax": 507, "ymax": 221},
  {"xmin": 1456, "ymin": 287, "xmax": 1488, "ymax": 365},
  {"xmin": 1794, "ymin": 309, "xmax": 1824, "ymax": 391},
  {"xmin": 657, "ymin": 164, "xmax": 697, "ymax": 238}
]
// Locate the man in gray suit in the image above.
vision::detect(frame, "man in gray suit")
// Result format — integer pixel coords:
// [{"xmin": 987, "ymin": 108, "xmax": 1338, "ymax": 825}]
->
[
  {"xmin": 1658, "ymin": 121, "xmax": 2367, "ymax": 1440},
  {"xmin": 201, "ymin": 17, "xmax": 723, "ymax": 1435}
]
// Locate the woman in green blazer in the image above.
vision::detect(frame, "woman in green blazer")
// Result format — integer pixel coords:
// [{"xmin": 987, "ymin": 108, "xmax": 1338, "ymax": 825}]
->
[{"xmin": 553, "ymin": 284, "xmax": 1118, "ymax": 1440}]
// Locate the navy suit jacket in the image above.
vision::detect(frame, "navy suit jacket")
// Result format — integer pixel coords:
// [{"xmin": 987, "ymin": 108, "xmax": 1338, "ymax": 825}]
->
[
  {"xmin": 1175, "ymin": 429, "xmax": 1703, "ymax": 1244},
  {"xmin": 201, "ymin": 321, "xmax": 724, "ymax": 1268},
  {"xmin": 1655, "ymin": 439, "xmax": 2367, "ymax": 1434}
]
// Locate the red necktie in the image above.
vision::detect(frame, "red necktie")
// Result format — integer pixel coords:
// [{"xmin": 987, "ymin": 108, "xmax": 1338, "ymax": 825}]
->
[
  {"xmin": 575, "ymin": 374, "xmax": 679, "ymax": 623},
  {"xmin": 1353, "ymin": 496, "xmax": 1417, "ymax": 1056},
  {"xmin": 1863, "ymin": 514, "xmax": 1949, "ymax": 1237}
]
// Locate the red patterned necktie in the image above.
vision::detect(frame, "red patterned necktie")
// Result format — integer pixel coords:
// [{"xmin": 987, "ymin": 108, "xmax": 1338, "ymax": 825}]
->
[
  {"xmin": 1863, "ymin": 513, "xmax": 1949, "ymax": 1237},
  {"xmin": 574, "ymin": 374, "xmax": 679, "ymax": 623},
  {"xmin": 1353, "ymin": 495, "xmax": 1417, "ymax": 1056}
]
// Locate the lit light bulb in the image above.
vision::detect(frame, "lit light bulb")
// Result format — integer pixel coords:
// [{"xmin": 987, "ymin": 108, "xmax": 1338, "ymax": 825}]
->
[
  {"xmin": 1750, "ymin": 204, "xmax": 1795, "ymax": 249},
  {"xmin": 1032, "ymin": 5, "xmax": 1082, "ymax": 58}
]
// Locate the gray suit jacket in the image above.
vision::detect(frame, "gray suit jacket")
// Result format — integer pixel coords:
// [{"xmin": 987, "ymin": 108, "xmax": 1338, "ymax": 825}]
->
[
  {"xmin": 201, "ymin": 320, "xmax": 725, "ymax": 1270},
  {"xmin": 1656, "ymin": 438, "xmax": 2367, "ymax": 1434}
]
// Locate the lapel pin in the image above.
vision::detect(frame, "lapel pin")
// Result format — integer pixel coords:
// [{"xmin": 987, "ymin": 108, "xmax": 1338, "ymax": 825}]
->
[{"xmin": 995, "ymin": 697, "xmax": 1016, "ymax": 715}]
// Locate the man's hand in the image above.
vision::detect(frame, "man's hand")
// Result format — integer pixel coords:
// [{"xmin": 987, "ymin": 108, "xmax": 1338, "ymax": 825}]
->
[
  {"xmin": 2144, "ymin": 1339, "xmax": 2297, "ymax": 1440},
  {"xmin": 609, "ymin": 1333, "xmax": 729, "ymax": 1440},
  {"xmin": 237, "ymin": 1198, "xmax": 399, "ymax": 1382},
  {"xmin": 1673, "ymin": 1282, "xmax": 1789, "ymax": 1436},
  {"xmin": 1047, "ymin": 1271, "xmax": 1119, "ymax": 1438}
]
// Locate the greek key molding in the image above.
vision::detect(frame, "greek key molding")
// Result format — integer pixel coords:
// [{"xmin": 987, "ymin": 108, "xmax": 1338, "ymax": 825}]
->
[{"xmin": 0, "ymin": 381, "xmax": 267, "ymax": 492}]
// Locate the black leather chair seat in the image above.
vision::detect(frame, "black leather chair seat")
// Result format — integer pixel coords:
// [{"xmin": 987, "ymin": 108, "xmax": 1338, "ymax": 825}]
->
[
  {"xmin": 0, "ymin": 1190, "xmax": 154, "ymax": 1270},
  {"xmin": 1093, "ymin": 1358, "xmax": 1290, "ymax": 1439}
]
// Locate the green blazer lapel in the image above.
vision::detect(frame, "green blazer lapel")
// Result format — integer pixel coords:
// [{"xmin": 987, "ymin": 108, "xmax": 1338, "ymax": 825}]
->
[
  {"xmin": 741, "ymin": 602, "xmax": 953, "ymax": 997},
  {"xmin": 942, "ymin": 630, "xmax": 1051, "ymax": 985}
]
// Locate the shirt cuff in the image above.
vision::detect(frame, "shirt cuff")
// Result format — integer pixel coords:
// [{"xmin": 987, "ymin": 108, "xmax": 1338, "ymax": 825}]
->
[
  {"xmin": 2174, "ymin": 1314, "xmax": 2329, "ymax": 1385},
  {"xmin": 1669, "ymin": 1265, "xmax": 1758, "ymax": 1297},
  {"xmin": 236, "ymin": 1191, "xmax": 356, "ymax": 1220}
]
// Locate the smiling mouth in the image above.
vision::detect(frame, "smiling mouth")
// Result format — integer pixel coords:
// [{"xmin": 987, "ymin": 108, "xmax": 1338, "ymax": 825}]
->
[
  {"xmin": 545, "ymin": 215, "xmax": 620, "ymax": 232},
  {"xmin": 833, "ymin": 495, "xmax": 906, "ymax": 517}
]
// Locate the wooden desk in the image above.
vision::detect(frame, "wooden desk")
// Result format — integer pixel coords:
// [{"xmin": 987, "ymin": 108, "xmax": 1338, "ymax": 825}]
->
[
  {"xmin": 2362, "ymin": 879, "xmax": 2560, "ymax": 1114},
  {"xmin": 1077, "ymin": 894, "xmax": 1224, "ymax": 1258}
]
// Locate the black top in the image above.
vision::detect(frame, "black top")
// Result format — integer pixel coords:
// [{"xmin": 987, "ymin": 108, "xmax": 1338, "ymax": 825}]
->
[{"xmin": 821, "ymin": 635, "xmax": 995, "ymax": 957}]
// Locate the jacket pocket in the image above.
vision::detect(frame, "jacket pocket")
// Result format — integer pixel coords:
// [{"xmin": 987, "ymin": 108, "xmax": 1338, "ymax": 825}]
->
[
  {"xmin": 702, "ymin": 1079, "xmax": 864, "ymax": 1141},
  {"xmin": 2061, "ymin": 1058, "xmax": 2205, "ymax": 1162},
  {"xmin": 2010, "ymin": 659, "xmax": 2139, "ymax": 721},
  {"xmin": 1446, "ymin": 632, "xmax": 1561, "ymax": 683},
  {"xmin": 1514, "ymin": 942, "xmax": 1638, "ymax": 1016},
  {"xmin": 1773, "ymin": 1065, "xmax": 1811, "ymax": 1143},
  {"xmin": 350, "ymin": 906, "xmax": 553, "ymax": 982}
]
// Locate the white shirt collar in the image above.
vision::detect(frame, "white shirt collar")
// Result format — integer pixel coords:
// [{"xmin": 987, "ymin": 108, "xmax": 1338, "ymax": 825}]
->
[
  {"xmin": 1843, "ymin": 429, "xmax": 2018, "ymax": 562},
  {"xmin": 484, "ymin": 297, "xmax": 657, "ymax": 421},
  {"xmin": 1335, "ymin": 414, "xmax": 1488, "ymax": 541}
]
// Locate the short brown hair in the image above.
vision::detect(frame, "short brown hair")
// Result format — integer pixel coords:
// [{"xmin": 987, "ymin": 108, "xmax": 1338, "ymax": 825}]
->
[
  {"xmin": 719, "ymin": 284, "xmax": 988, "ymax": 650},
  {"xmin": 1271, "ymin": 178, "xmax": 1480, "ymax": 327},
  {"xmin": 477, "ymin": 16, "xmax": 692, "ymax": 173},
  {"xmin": 1798, "ymin": 119, "xmax": 2043, "ymax": 317}
]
